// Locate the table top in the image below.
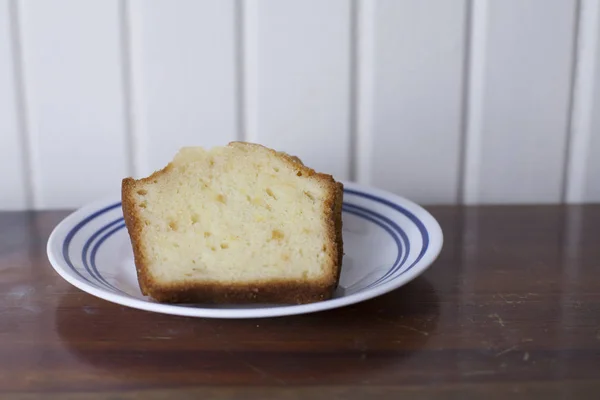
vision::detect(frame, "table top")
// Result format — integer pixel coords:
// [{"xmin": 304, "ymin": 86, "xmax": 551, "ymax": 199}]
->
[{"xmin": 1, "ymin": 205, "xmax": 600, "ymax": 399}]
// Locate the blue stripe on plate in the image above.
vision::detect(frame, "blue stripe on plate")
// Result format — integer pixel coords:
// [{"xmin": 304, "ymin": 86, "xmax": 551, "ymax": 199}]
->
[
  {"xmin": 90, "ymin": 222, "xmax": 129, "ymax": 295},
  {"xmin": 62, "ymin": 202, "xmax": 122, "ymax": 289},
  {"xmin": 341, "ymin": 205, "xmax": 404, "ymax": 289},
  {"xmin": 342, "ymin": 203, "xmax": 411, "ymax": 289},
  {"xmin": 344, "ymin": 188, "xmax": 430, "ymax": 275},
  {"xmin": 81, "ymin": 217, "xmax": 124, "ymax": 289}
]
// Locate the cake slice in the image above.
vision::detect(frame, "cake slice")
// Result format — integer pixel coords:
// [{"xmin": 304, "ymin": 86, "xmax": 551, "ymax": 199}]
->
[{"xmin": 121, "ymin": 142, "xmax": 344, "ymax": 304}]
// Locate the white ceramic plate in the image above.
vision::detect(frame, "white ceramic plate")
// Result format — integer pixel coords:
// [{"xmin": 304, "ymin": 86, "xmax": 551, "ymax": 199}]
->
[{"xmin": 47, "ymin": 181, "xmax": 443, "ymax": 319}]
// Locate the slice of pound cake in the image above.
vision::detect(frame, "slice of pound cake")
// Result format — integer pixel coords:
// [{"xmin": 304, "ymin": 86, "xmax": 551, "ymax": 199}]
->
[{"xmin": 121, "ymin": 142, "xmax": 343, "ymax": 304}]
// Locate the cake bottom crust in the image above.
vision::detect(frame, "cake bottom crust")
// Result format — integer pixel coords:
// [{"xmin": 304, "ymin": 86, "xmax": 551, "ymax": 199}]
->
[{"xmin": 144, "ymin": 280, "xmax": 337, "ymax": 305}]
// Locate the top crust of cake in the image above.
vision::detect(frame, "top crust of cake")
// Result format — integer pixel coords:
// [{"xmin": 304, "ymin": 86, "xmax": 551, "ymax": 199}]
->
[{"xmin": 121, "ymin": 141, "xmax": 344, "ymax": 304}]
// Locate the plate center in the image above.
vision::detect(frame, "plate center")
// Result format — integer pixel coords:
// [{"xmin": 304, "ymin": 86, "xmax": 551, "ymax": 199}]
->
[{"xmin": 95, "ymin": 210, "xmax": 399, "ymax": 306}]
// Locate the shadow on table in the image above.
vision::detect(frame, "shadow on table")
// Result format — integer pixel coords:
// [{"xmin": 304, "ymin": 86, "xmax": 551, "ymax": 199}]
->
[{"xmin": 53, "ymin": 276, "xmax": 439, "ymax": 387}]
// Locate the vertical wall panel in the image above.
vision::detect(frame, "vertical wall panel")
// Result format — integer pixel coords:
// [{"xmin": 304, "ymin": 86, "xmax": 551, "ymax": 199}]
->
[
  {"xmin": 367, "ymin": 0, "xmax": 467, "ymax": 204},
  {"xmin": 0, "ymin": 0, "xmax": 28, "ymax": 209},
  {"xmin": 129, "ymin": 0, "xmax": 238, "ymax": 177},
  {"xmin": 1, "ymin": 0, "xmax": 597, "ymax": 210},
  {"xmin": 463, "ymin": 0, "xmax": 577, "ymax": 204},
  {"xmin": 19, "ymin": 0, "xmax": 128, "ymax": 208},
  {"xmin": 251, "ymin": 0, "xmax": 351, "ymax": 180},
  {"xmin": 567, "ymin": 0, "xmax": 600, "ymax": 203}
]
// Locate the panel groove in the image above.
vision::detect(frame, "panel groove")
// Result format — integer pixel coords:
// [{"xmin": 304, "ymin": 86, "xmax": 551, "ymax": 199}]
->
[
  {"xmin": 9, "ymin": 0, "xmax": 35, "ymax": 209},
  {"xmin": 124, "ymin": 0, "xmax": 147, "ymax": 178},
  {"xmin": 119, "ymin": 0, "xmax": 137, "ymax": 178},
  {"xmin": 456, "ymin": 0, "xmax": 474, "ymax": 205},
  {"xmin": 566, "ymin": 0, "xmax": 600, "ymax": 203},
  {"xmin": 234, "ymin": 0, "xmax": 246, "ymax": 142},
  {"xmin": 561, "ymin": 0, "xmax": 583, "ymax": 203},
  {"xmin": 240, "ymin": 0, "xmax": 259, "ymax": 144},
  {"xmin": 461, "ymin": 0, "xmax": 488, "ymax": 205},
  {"xmin": 354, "ymin": 0, "xmax": 375, "ymax": 185},
  {"xmin": 348, "ymin": 0, "xmax": 359, "ymax": 182}
]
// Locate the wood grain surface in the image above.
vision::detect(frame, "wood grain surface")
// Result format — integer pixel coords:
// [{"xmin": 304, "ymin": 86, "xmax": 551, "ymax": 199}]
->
[{"xmin": 1, "ymin": 206, "xmax": 600, "ymax": 399}]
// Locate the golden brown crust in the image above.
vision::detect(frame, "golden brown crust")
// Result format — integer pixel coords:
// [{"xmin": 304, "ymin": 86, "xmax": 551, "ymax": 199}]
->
[
  {"xmin": 122, "ymin": 163, "xmax": 176, "ymax": 296},
  {"xmin": 331, "ymin": 181, "xmax": 344, "ymax": 287},
  {"xmin": 121, "ymin": 178, "xmax": 150, "ymax": 295},
  {"xmin": 145, "ymin": 280, "xmax": 337, "ymax": 304},
  {"xmin": 121, "ymin": 141, "xmax": 344, "ymax": 304}
]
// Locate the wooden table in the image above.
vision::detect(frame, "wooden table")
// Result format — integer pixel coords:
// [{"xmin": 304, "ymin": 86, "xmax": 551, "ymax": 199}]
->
[{"xmin": 1, "ymin": 206, "xmax": 600, "ymax": 399}]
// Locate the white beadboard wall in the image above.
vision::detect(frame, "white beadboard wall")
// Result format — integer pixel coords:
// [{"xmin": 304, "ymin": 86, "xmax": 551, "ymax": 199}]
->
[{"xmin": 0, "ymin": 0, "xmax": 599, "ymax": 210}]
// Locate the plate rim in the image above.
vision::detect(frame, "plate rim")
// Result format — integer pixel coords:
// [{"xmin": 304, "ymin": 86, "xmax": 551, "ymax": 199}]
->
[{"xmin": 46, "ymin": 181, "xmax": 443, "ymax": 319}]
